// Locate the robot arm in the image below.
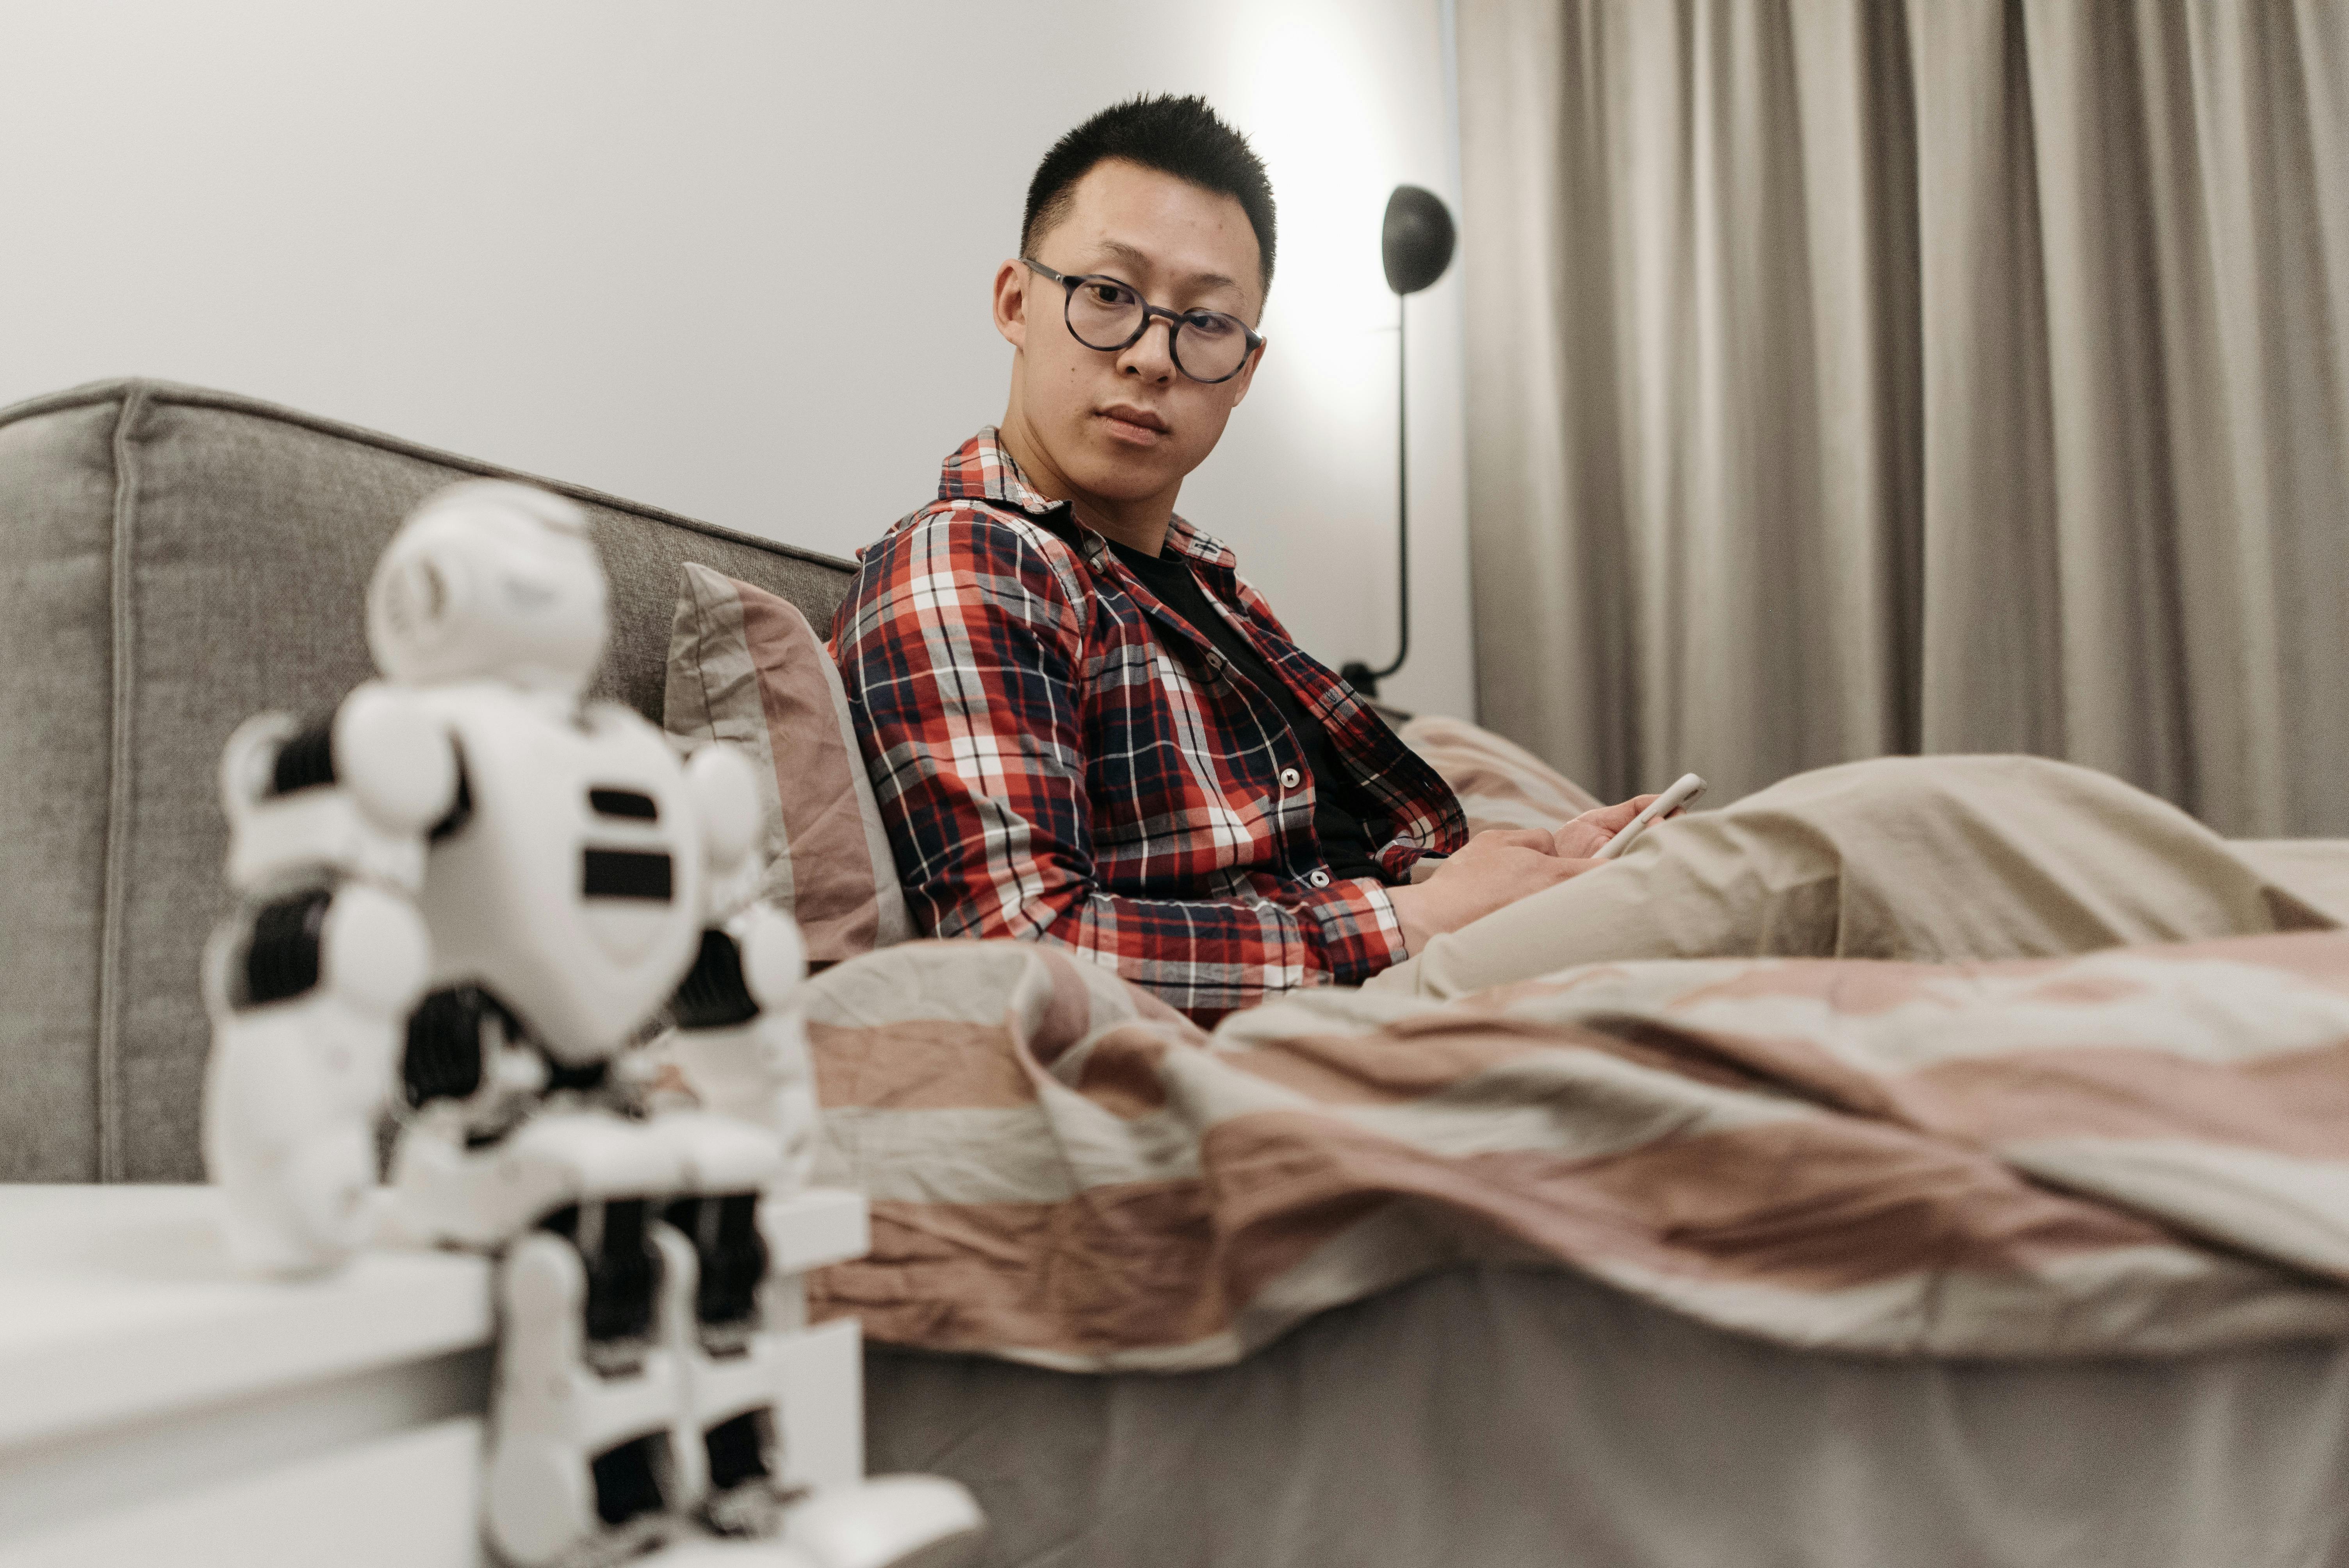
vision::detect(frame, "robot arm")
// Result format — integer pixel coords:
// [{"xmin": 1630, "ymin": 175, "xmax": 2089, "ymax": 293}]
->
[
  {"xmin": 220, "ymin": 681, "xmax": 461, "ymax": 897},
  {"xmin": 667, "ymin": 903, "xmax": 818, "ymax": 1192},
  {"xmin": 203, "ymin": 682, "xmax": 457, "ymax": 1274},
  {"xmin": 659, "ymin": 741, "xmax": 819, "ymax": 1188}
]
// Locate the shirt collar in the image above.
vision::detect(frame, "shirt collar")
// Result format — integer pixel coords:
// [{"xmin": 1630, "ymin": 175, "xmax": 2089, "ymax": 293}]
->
[
  {"xmin": 1159, "ymin": 512, "xmax": 1236, "ymax": 573},
  {"xmin": 938, "ymin": 426, "xmax": 1060, "ymax": 514},
  {"xmin": 938, "ymin": 428, "xmax": 1239, "ymax": 574}
]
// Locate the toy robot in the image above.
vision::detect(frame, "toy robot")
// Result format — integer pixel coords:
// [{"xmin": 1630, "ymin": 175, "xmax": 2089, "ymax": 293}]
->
[{"xmin": 199, "ymin": 481, "xmax": 982, "ymax": 1568}]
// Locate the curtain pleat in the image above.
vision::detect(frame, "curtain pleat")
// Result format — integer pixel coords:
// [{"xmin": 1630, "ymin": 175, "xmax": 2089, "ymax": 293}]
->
[{"xmin": 1461, "ymin": 0, "xmax": 2349, "ymax": 834}]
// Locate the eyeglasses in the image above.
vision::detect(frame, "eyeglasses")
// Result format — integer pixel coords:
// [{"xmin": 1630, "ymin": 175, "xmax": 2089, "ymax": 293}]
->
[{"xmin": 1022, "ymin": 257, "xmax": 1264, "ymax": 385}]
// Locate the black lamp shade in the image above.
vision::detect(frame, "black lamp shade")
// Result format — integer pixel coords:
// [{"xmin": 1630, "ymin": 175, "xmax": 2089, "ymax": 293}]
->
[{"xmin": 1381, "ymin": 185, "xmax": 1455, "ymax": 296}]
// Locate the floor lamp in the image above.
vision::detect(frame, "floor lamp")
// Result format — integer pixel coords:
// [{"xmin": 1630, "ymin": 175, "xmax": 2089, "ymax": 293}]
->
[{"xmin": 1341, "ymin": 184, "xmax": 1456, "ymax": 703}]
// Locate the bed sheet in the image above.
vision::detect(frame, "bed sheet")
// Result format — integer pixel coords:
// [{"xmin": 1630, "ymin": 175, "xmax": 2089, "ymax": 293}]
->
[
  {"xmin": 2231, "ymin": 839, "xmax": 2349, "ymax": 921},
  {"xmin": 867, "ymin": 1261, "xmax": 2349, "ymax": 1568}
]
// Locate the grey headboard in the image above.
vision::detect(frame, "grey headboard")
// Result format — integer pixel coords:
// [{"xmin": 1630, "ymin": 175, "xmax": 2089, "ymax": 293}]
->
[{"xmin": 0, "ymin": 379, "xmax": 857, "ymax": 1181}]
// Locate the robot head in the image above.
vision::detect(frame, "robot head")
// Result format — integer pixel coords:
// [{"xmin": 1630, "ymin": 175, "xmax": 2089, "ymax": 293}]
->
[{"xmin": 367, "ymin": 481, "xmax": 608, "ymax": 697}]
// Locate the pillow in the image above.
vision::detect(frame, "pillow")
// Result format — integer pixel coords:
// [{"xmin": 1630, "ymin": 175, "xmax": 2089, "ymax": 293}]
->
[
  {"xmin": 1398, "ymin": 713, "xmax": 1605, "ymax": 834},
  {"xmin": 663, "ymin": 563, "xmax": 913, "ymax": 962}
]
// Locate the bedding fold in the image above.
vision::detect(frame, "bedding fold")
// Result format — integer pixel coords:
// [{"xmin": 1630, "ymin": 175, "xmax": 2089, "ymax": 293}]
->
[{"xmin": 804, "ymin": 932, "xmax": 2349, "ymax": 1370}]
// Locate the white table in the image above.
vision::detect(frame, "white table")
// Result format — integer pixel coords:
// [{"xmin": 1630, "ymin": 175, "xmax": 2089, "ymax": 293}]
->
[{"xmin": 0, "ymin": 1185, "xmax": 870, "ymax": 1566}]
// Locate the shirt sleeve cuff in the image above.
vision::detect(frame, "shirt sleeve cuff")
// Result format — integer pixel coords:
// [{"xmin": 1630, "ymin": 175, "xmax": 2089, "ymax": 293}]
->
[{"xmin": 1302, "ymin": 877, "xmax": 1410, "ymax": 986}]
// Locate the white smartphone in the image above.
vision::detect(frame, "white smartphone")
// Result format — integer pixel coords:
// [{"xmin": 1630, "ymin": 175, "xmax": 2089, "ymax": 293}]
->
[{"xmin": 1593, "ymin": 772, "xmax": 1707, "ymax": 861}]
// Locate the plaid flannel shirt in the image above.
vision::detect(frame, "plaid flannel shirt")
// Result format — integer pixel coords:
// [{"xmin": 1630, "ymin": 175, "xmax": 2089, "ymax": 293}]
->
[{"xmin": 830, "ymin": 428, "xmax": 1468, "ymax": 1022}]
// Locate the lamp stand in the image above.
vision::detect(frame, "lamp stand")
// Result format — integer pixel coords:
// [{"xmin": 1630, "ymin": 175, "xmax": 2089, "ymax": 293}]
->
[{"xmin": 1341, "ymin": 290, "xmax": 1410, "ymax": 701}]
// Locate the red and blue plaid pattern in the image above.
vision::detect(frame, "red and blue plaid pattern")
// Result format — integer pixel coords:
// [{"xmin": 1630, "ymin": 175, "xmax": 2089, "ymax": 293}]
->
[{"xmin": 829, "ymin": 428, "xmax": 1468, "ymax": 1021}]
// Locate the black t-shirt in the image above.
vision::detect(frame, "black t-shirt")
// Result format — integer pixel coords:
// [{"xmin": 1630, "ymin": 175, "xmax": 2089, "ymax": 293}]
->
[{"xmin": 1105, "ymin": 538, "xmax": 1388, "ymax": 883}]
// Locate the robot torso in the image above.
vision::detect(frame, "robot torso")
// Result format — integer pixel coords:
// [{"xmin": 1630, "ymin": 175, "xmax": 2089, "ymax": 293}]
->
[{"xmin": 415, "ymin": 683, "xmax": 704, "ymax": 1065}]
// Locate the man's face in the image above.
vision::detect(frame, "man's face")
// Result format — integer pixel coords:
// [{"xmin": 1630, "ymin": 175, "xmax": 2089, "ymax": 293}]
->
[{"xmin": 995, "ymin": 159, "xmax": 1265, "ymax": 523}]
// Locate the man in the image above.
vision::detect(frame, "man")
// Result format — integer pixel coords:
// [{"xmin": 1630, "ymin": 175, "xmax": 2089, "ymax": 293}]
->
[{"xmin": 831, "ymin": 95, "xmax": 2333, "ymax": 1022}]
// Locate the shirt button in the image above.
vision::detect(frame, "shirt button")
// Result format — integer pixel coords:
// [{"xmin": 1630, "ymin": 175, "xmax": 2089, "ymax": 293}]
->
[
  {"xmin": 1207, "ymin": 651, "xmax": 1226, "ymax": 671},
  {"xmin": 1307, "ymin": 869, "xmax": 1332, "ymax": 888},
  {"xmin": 1278, "ymin": 767, "xmax": 1302, "ymax": 789}
]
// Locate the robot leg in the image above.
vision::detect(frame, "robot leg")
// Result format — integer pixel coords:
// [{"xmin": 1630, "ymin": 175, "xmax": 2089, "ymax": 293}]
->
[
  {"xmin": 201, "ymin": 880, "xmax": 428, "ymax": 1275},
  {"xmin": 643, "ymin": 1112, "xmax": 793, "ymax": 1537},
  {"xmin": 652, "ymin": 1117, "xmax": 986, "ymax": 1568},
  {"xmin": 485, "ymin": 1185, "xmax": 700, "ymax": 1568},
  {"xmin": 650, "ymin": 1211, "xmax": 786, "ymax": 1539},
  {"xmin": 655, "ymin": 1203, "xmax": 984, "ymax": 1568},
  {"xmin": 663, "ymin": 909, "xmax": 982, "ymax": 1565}
]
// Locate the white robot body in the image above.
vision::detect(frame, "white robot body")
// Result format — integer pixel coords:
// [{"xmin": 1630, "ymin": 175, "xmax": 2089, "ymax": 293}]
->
[
  {"xmin": 415, "ymin": 684, "xmax": 706, "ymax": 1066},
  {"xmin": 386, "ymin": 1108, "xmax": 790, "ymax": 1256},
  {"xmin": 201, "ymin": 882, "xmax": 431, "ymax": 1274},
  {"xmin": 669, "ymin": 905, "xmax": 821, "ymax": 1189},
  {"xmin": 487, "ymin": 1228, "xmax": 704, "ymax": 1566},
  {"xmin": 389, "ymin": 1108, "xmax": 682, "ymax": 1252},
  {"xmin": 201, "ymin": 481, "xmax": 981, "ymax": 1568},
  {"xmin": 219, "ymin": 687, "xmax": 457, "ymax": 897}
]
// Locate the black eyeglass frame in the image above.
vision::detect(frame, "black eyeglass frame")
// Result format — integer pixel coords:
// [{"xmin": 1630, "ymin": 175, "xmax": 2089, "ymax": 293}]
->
[{"xmin": 1022, "ymin": 257, "xmax": 1266, "ymax": 385}]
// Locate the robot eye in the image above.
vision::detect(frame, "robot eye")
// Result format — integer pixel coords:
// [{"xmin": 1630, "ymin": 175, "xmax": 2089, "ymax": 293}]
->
[
  {"xmin": 582, "ymin": 848, "xmax": 674, "ymax": 902},
  {"xmin": 380, "ymin": 559, "xmax": 449, "ymax": 641},
  {"xmin": 588, "ymin": 788, "xmax": 659, "ymax": 821}
]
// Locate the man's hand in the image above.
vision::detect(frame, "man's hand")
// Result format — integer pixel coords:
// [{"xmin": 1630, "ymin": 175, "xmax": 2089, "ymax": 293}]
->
[
  {"xmin": 1548, "ymin": 794, "xmax": 1658, "ymax": 859},
  {"xmin": 1383, "ymin": 795, "xmax": 1662, "ymax": 957}
]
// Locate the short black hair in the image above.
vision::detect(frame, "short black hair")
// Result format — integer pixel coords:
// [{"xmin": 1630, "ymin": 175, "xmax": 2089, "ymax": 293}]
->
[{"xmin": 1021, "ymin": 94, "xmax": 1277, "ymax": 297}]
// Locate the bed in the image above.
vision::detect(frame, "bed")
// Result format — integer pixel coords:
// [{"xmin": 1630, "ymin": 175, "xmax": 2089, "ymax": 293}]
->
[
  {"xmin": 802, "ymin": 898, "xmax": 2349, "ymax": 1568},
  {"xmin": 867, "ymin": 1263, "xmax": 2349, "ymax": 1568},
  {"xmin": 14, "ymin": 382, "xmax": 2345, "ymax": 1568}
]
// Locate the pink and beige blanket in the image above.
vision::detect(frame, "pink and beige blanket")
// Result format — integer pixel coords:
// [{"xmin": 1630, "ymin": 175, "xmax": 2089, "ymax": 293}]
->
[{"xmin": 802, "ymin": 932, "xmax": 2349, "ymax": 1371}]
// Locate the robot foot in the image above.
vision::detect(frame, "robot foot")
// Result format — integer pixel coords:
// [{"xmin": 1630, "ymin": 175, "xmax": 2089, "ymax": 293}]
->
[
  {"xmin": 781, "ymin": 1476, "xmax": 986, "ymax": 1568},
  {"xmin": 626, "ymin": 1476, "xmax": 985, "ymax": 1568},
  {"xmin": 696, "ymin": 1408, "xmax": 783, "ymax": 1538}
]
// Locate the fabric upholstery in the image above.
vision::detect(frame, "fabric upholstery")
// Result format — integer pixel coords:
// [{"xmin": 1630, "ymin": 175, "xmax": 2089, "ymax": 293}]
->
[
  {"xmin": 0, "ymin": 379, "xmax": 854, "ymax": 1181},
  {"xmin": 0, "ymin": 399, "xmax": 118, "ymax": 1182},
  {"xmin": 664, "ymin": 563, "xmax": 911, "ymax": 962}
]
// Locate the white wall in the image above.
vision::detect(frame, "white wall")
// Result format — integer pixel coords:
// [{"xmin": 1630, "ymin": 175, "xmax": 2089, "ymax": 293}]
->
[{"xmin": 0, "ymin": 0, "xmax": 1472, "ymax": 719}]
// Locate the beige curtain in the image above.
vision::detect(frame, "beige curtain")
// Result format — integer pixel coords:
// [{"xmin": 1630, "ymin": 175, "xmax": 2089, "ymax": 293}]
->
[{"xmin": 1460, "ymin": 0, "xmax": 2349, "ymax": 836}]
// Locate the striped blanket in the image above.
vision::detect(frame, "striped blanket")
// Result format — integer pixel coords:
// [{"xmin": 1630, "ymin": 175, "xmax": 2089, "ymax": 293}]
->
[{"xmin": 803, "ymin": 931, "xmax": 2349, "ymax": 1371}]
